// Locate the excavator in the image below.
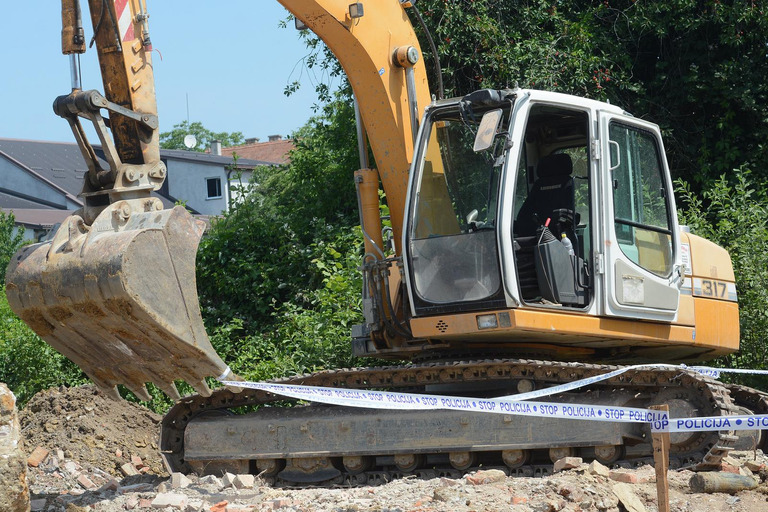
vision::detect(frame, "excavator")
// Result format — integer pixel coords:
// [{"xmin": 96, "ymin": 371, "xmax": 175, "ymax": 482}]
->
[{"xmin": 5, "ymin": 0, "xmax": 761, "ymax": 484}]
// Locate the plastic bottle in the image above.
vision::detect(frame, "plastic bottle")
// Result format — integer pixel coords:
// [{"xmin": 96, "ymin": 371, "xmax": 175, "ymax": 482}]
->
[{"xmin": 560, "ymin": 233, "xmax": 575, "ymax": 256}]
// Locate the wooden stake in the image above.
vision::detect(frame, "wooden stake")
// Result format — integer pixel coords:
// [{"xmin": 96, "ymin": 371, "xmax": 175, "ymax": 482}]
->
[{"xmin": 650, "ymin": 404, "xmax": 671, "ymax": 512}]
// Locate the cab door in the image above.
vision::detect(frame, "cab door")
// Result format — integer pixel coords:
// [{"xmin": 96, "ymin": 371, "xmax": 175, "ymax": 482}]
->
[{"xmin": 597, "ymin": 113, "xmax": 683, "ymax": 321}]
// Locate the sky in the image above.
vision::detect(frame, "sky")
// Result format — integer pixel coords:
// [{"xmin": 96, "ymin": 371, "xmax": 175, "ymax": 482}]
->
[{"xmin": 0, "ymin": 2, "xmax": 325, "ymax": 145}]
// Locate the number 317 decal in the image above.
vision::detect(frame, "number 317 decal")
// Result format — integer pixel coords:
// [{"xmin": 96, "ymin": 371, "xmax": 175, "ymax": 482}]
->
[{"xmin": 690, "ymin": 278, "xmax": 737, "ymax": 302}]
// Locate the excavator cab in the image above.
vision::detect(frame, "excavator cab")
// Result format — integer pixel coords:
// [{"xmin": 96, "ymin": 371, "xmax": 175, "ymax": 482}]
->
[{"xmin": 402, "ymin": 88, "xmax": 688, "ymax": 358}]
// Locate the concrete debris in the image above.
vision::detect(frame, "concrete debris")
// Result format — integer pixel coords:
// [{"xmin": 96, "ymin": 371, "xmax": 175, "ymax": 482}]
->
[
  {"xmin": 221, "ymin": 472, "xmax": 238, "ymax": 488},
  {"xmin": 0, "ymin": 383, "xmax": 30, "ymax": 512},
  {"xmin": 233, "ymin": 474, "xmax": 256, "ymax": 489},
  {"xmin": 120, "ymin": 462, "xmax": 140, "ymax": 477},
  {"xmin": 464, "ymin": 468, "xmax": 506, "ymax": 485},
  {"xmin": 553, "ymin": 456, "xmax": 583, "ymax": 472},
  {"xmin": 612, "ymin": 482, "xmax": 647, "ymax": 512},
  {"xmin": 588, "ymin": 460, "xmax": 610, "ymax": 478},
  {"xmin": 150, "ymin": 492, "xmax": 187, "ymax": 509},
  {"xmin": 170, "ymin": 472, "xmax": 192, "ymax": 489}
]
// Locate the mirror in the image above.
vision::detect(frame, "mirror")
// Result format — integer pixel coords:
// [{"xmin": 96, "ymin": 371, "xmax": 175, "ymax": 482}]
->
[{"xmin": 473, "ymin": 109, "xmax": 503, "ymax": 152}]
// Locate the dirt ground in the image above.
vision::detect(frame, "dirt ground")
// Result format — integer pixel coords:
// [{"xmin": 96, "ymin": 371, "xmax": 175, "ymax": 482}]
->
[{"xmin": 17, "ymin": 385, "xmax": 768, "ymax": 512}]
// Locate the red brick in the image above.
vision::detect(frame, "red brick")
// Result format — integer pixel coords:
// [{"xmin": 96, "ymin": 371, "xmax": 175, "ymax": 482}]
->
[
  {"xmin": 77, "ymin": 474, "xmax": 96, "ymax": 490},
  {"xmin": 609, "ymin": 471, "xmax": 638, "ymax": 484},
  {"xmin": 210, "ymin": 501, "xmax": 229, "ymax": 512},
  {"xmin": 27, "ymin": 446, "xmax": 49, "ymax": 467}
]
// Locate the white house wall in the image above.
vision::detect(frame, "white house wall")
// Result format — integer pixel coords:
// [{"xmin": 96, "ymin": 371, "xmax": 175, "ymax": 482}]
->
[{"xmin": 165, "ymin": 160, "xmax": 229, "ymax": 215}]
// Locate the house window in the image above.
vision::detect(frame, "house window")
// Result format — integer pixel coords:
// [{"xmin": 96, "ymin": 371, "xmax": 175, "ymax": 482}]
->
[{"xmin": 206, "ymin": 177, "xmax": 222, "ymax": 199}]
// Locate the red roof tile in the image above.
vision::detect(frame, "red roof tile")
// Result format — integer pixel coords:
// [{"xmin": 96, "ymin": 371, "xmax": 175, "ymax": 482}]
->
[{"xmin": 222, "ymin": 139, "xmax": 294, "ymax": 165}]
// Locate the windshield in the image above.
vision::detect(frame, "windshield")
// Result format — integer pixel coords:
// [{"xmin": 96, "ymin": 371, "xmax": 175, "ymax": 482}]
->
[{"xmin": 408, "ymin": 105, "xmax": 509, "ymax": 305}]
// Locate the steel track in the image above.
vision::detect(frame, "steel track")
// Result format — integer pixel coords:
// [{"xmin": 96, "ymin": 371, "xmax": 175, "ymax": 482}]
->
[{"xmin": 160, "ymin": 359, "xmax": 741, "ymax": 485}]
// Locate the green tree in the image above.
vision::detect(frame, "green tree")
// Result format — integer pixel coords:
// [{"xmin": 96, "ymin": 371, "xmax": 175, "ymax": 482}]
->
[
  {"xmin": 197, "ymin": 91, "xmax": 359, "ymax": 334},
  {"xmin": 159, "ymin": 120, "xmax": 245, "ymax": 151},
  {"xmin": 0, "ymin": 211, "xmax": 25, "ymax": 283},
  {"xmin": 409, "ymin": 0, "xmax": 768, "ymax": 188},
  {"xmin": 677, "ymin": 169, "xmax": 768, "ymax": 384},
  {"xmin": 291, "ymin": 2, "xmax": 768, "ymax": 190}
]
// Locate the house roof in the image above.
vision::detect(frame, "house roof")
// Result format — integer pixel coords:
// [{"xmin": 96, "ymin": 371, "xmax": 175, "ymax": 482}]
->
[
  {"xmin": 0, "ymin": 144, "xmax": 84, "ymax": 207},
  {"xmin": 222, "ymin": 138, "xmax": 295, "ymax": 165},
  {"xmin": 0, "ymin": 138, "xmax": 267, "ymax": 202},
  {"xmin": 2, "ymin": 208, "xmax": 74, "ymax": 229},
  {"xmin": 160, "ymin": 148, "xmax": 271, "ymax": 167}
]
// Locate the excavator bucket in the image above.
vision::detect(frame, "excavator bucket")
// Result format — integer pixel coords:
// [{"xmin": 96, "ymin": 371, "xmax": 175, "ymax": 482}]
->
[{"xmin": 4, "ymin": 205, "xmax": 232, "ymax": 402}]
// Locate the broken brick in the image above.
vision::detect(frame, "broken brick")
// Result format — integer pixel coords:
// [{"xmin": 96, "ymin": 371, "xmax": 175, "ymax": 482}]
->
[{"xmin": 27, "ymin": 446, "xmax": 49, "ymax": 467}]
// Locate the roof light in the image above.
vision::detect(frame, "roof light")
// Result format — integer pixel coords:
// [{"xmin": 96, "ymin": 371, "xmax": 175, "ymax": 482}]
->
[{"xmin": 349, "ymin": 3, "xmax": 364, "ymax": 19}]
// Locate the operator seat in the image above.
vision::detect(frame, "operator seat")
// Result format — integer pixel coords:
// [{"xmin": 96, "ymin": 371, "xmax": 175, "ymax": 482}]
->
[
  {"xmin": 514, "ymin": 153, "xmax": 576, "ymax": 300},
  {"xmin": 514, "ymin": 153, "xmax": 575, "ymax": 236}
]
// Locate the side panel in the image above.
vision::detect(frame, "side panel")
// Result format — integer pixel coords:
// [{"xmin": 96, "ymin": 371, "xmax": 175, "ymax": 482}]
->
[{"xmin": 681, "ymin": 232, "xmax": 739, "ymax": 352}]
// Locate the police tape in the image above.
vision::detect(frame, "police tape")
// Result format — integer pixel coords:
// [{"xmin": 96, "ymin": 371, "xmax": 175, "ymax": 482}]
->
[
  {"xmin": 218, "ymin": 362, "xmax": 768, "ymax": 434},
  {"xmin": 663, "ymin": 414, "xmax": 768, "ymax": 433},
  {"xmin": 219, "ymin": 379, "xmax": 669, "ymax": 428},
  {"xmin": 689, "ymin": 365, "xmax": 768, "ymax": 379}
]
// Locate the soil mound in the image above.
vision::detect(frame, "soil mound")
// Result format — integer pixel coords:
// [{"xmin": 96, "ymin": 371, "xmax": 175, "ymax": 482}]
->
[{"xmin": 19, "ymin": 384, "xmax": 165, "ymax": 476}]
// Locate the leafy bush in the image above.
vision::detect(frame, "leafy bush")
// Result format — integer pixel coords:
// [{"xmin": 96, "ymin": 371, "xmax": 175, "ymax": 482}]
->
[
  {"xmin": 677, "ymin": 168, "xmax": 768, "ymax": 386},
  {"xmin": 197, "ymin": 93, "xmax": 359, "ymax": 333},
  {"xmin": 207, "ymin": 225, "xmax": 362, "ymax": 383},
  {"xmin": 0, "ymin": 287, "xmax": 86, "ymax": 405},
  {"xmin": 0, "ymin": 211, "xmax": 25, "ymax": 284}
]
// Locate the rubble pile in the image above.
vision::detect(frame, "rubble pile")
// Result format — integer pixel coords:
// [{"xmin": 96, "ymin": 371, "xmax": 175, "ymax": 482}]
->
[{"xmin": 16, "ymin": 385, "xmax": 768, "ymax": 512}]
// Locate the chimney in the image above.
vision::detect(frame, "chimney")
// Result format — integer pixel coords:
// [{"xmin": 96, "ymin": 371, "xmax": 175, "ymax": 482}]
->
[
  {"xmin": 210, "ymin": 140, "xmax": 222, "ymax": 156},
  {"xmin": 268, "ymin": 134, "xmax": 282, "ymax": 142},
  {"xmin": 245, "ymin": 137, "xmax": 260, "ymax": 145}
]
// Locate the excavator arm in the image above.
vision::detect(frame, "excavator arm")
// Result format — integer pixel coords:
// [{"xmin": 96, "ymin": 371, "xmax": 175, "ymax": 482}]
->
[
  {"xmin": 5, "ymin": 0, "xmax": 230, "ymax": 402},
  {"xmin": 277, "ymin": 0, "xmax": 431, "ymax": 248},
  {"xmin": 5, "ymin": 0, "xmax": 432, "ymax": 401}
]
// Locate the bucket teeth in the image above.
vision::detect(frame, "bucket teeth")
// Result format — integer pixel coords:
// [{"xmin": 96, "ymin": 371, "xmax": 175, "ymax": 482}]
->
[
  {"xmin": 93, "ymin": 381, "xmax": 122, "ymax": 402},
  {"xmin": 191, "ymin": 380, "xmax": 212, "ymax": 398},
  {"xmin": 126, "ymin": 384, "xmax": 152, "ymax": 403},
  {"xmin": 157, "ymin": 382, "xmax": 181, "ymax": 402}
]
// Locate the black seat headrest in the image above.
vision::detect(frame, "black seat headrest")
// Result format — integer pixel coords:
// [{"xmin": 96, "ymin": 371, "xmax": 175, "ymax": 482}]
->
[{"xmin": 537, "ymin": 153, "xmax": 573, "ymax": 178}]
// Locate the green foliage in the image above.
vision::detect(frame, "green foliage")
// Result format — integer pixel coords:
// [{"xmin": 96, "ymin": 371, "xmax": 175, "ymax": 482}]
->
[
  {"xmin": 197, "ymin": 92, "xmax": 359, "ymax": 332},
  {"xmin": 677, "ymin": 169, "xmax": 768, "ymax": 383},
  {"xmin": 409, "ymin": 0, "xmax": 768, "ymax": 189},
  {"xmin": 206, "ymin": 227, "xmax": 362, "ymax": 382},
  {"xmin": 0, "ymin": 288, "xmax": 86, "ymax": 405},
  {"xmin": 0, "ymin": 211, "xmax": 25, "ymax": 284},
  {"xmin": 287, "ymin": 1, "xmax": 768, "ymax": 192},
  {"xmin": 160, "ymin": 120, "xmax": 245, "ymax": 151}
]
